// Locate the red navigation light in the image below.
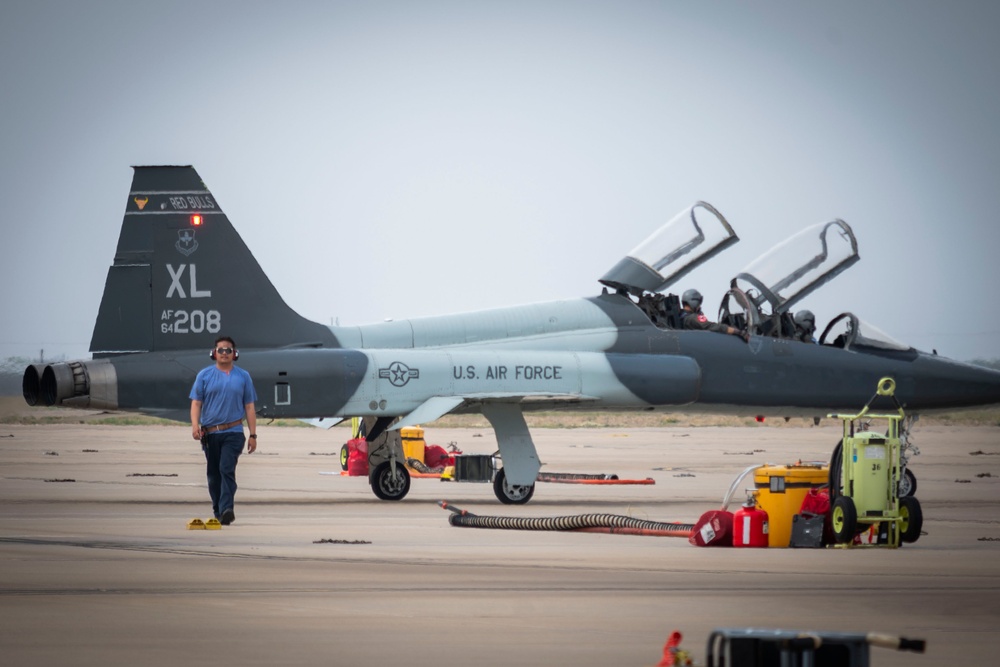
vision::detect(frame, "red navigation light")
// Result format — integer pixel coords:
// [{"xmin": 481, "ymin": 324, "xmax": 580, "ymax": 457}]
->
[
  {"xmin": 755, "ymin": 415, "xmax": 765, "ymax": 423},
  {"xmin": 191, "ymin": 214, "xmax": 203, "ymax": 226}
]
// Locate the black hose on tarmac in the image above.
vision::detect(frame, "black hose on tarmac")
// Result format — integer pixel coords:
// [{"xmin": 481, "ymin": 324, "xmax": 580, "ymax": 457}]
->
[
  {"xmin": 536, "ymin": 472, "xmax": 619, "ymax": 481},
  {"xmin": 438, "ymin": 501, "xmax": 694, "ymax": 537}
]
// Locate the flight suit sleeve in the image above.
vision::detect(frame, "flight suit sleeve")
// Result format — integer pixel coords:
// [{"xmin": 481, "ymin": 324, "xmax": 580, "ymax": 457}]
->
[
  {"xmin": 683, "ymin": 312, "xmax": 730, "ymax": 335},
  {"xmin": 683, "ymin": 313, "xmax": 714, "ymax": 331}
]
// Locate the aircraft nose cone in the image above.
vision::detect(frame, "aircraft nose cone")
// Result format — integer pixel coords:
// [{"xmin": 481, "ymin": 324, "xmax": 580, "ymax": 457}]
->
[
  {"xmin": 915, "ymin": 357, "xmax": 1000, "ymax": 411},
  {"xmin": 978, "ymin": 365, "xmax": 1000, "ymax": 406},
  {"xmin": 964, "ymin": 362, "xmax": 1000, "ymax": 406}
]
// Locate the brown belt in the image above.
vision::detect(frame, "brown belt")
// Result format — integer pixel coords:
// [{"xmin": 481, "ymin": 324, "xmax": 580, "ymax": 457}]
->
[{"xmin": 202, "ymin": 419, "xmax": 243, "ymax": 434}]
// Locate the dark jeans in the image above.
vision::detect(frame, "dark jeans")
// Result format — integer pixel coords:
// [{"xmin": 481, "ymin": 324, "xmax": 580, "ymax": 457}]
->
[{"xmin": 202, "ymin": 431, "xmax": 245, "ymax": 518}]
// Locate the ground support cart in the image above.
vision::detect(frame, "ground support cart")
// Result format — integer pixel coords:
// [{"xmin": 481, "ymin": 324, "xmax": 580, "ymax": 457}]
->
[
  {"xmin": 705, "ymin": 627, "xmax": 925, "ymax": 666},
  {"xmin": 827, "ymin": 377, "xmax": 923, "ymax": 547}
]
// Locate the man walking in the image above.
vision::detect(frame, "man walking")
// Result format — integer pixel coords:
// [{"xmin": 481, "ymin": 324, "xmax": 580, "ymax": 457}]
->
[{"xmin": 190, "ymin": 336, "xmax": 258, "ymax": 525}]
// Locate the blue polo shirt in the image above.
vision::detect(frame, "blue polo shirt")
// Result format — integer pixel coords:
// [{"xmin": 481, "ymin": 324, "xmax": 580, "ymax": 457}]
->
[{"xmin": 190, "ymin": 365, "xmax": 258, "ymax": 432}]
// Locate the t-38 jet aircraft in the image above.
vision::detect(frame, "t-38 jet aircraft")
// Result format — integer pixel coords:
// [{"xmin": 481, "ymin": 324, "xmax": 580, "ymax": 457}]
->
[{"xmin": 22, "ymin": 166, "xmax": 1000, "ymax": 503}]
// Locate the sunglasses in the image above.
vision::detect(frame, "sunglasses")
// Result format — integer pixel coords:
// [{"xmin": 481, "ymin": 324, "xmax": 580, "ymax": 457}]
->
[{"xmin": 215, "ymin": 347, "xmax": 234, "ymax": 354}]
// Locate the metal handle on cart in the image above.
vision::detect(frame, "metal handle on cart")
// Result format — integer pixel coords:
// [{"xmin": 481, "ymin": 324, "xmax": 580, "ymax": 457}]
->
[
  {"xmin": 866, "ymin": 632, "xmax": 926, "ymax": 653},
  {"xmin": 877, "ymin": 377, "xmax": 896, "ymax": 396}
]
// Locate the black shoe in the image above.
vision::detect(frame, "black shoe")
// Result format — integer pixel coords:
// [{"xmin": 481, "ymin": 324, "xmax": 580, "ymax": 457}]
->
[{"xmin": 220, "ymin": 509, "xmax": 235, "ymax": 525}]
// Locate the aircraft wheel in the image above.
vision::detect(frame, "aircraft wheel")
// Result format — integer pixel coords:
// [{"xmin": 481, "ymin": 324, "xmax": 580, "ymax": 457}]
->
[
  {"xmin": 899, "ymin": 496, "xmax": 923, "ymax": 543},
  {"xmin": 493, "ymin": 468, "xmax": 535, "ymax": 505},
  {"xmin": 831, "ymin": 496, "xmax": 857, "ymax": 544},
  {"xmin": 371, "ymin": 461, "xmax": 410, "ymax": 501},
  {"xmin": 829, "ymin": 440, "xmax": 843, "ymax": 502},
  {"xmin": 340, "ymin": 444, "xmax": 349, "ymax": 471},
  {"xmin": 898, "ymin": 468, "xmax": 917, "ymax": 497}
]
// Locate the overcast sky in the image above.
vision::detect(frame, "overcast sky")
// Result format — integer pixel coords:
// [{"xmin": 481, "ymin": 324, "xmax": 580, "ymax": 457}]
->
[{"xmin": 2, "ymin": 1, "xmax": 999, "ymax": 363}]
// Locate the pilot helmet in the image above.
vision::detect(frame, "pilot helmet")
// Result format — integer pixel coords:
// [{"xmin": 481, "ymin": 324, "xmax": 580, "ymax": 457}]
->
[
  {"xmin": 682, "ymin": 289, "xmax": 703, "ymax": 309},
  {"xmin": 794, "ymin": 309, "xmax": 816, "ymax": 333}
]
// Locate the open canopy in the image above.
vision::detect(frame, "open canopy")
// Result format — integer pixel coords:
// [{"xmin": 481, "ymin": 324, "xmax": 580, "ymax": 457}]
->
[
  {"xmin": 599, "ymin": 201, "xmax": 738, "ymax": 295},
  {"xmin": 716, "ymin": 219, "xmax": 860, "ymax": 338},
  {"xmin": 732, "ymin": 219, "xmax": 859, "ymax": 315}
]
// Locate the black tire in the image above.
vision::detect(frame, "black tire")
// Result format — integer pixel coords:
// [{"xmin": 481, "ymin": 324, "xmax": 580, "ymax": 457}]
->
[
  {"xmin": 371, "ymin": 461, "xmax": 410, "ymax": 501},
  {"xmin": 829, "ymin": 439, "xmax": 844, "ymax": 502},
  {"xmin": 831, "ymin": 496, "xmax": 857, "ymax": 544},
  {"xmin": 899, "ymin": 496, "xmax": 923, "ymax": 543},
  {"xmin": 340, "ymin": 444, "xmax": 349, "ymax": 471},
  {"xmin": 493, "ymin": 467, "xmax": 535, "ymax": 505},
  {"xmin": 898, "ymin": 468, "xmax": 917, "ymax": 498}
]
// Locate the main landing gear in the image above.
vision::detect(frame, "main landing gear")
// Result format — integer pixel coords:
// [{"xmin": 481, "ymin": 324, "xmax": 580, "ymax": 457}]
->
[
  {"xmin": 493, "ymin": 467, "xmax": 535, "ymax": 505},
  {"xmin": 371, "ymin": 460, "xmax": 410, "ymax": 501},
  {"xmin": 356, "ymin": 406, "xmax": 542, "ymax": 504}
]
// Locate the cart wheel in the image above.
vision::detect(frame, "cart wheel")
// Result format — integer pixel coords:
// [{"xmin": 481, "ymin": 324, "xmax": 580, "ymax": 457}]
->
[
  {"xmin": 493, "ymin": 467, "xmax": 535, "ymax": 505},
  {"xmin": 898, "ymin": 468, "xmax": 917, "ymax": 498},
  {"xmin": 371, "ymin": 461, "xmax": 410, "ymax": 501},
  {"xmin": 899, "ymin": 496, "xmax": 923, "ymax": 543},
  {"xmin": 829, "ymin": 440, "xmax": 843, "ymax": 502},
  {"xmin": 831, "ymin": 496, "xmax": 857, "ymax": 543},
  {"xmin": 340, "ymin": 444, "xmax": 349, "ymax": 471}
]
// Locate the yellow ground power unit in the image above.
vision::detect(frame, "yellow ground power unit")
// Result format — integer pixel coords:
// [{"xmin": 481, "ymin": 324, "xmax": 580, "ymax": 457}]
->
[{"xmin": 829, "ymin": 377, "xmax": 923, "ymax": 547}]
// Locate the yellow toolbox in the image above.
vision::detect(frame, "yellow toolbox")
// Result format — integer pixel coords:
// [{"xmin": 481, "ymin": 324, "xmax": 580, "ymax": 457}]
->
[
  {"xmin": 754, "ymin": 463, "xmax": 828, "ymax": 547},
  {"xmin": 400, "ymin": 426, "xmax": 425, "ymax": 467}
]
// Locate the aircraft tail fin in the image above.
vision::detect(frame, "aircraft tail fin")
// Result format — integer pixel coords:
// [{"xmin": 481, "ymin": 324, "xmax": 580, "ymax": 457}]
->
[{"xmin": 89, "ymin": 166, "xmax": 336, "ymax": 357}]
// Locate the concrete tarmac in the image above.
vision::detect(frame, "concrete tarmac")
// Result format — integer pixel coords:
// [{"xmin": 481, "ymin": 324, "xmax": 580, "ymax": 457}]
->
[{"xmin": 1, "ymin": 422, "xmax": 998, "ymax": 666}]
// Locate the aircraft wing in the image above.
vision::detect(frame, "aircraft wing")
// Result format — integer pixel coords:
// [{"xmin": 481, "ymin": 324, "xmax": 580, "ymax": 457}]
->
[
  {"xmin": 298, "ymin": 417, "xmax": 346, "ymax": 429},
  {"xmin": 390, "ymin": 396, "xmax": 466, "ymax": 430},
  {"xmin": 390, "ymin": 393, "xmax": 599, "ymax": 430}
]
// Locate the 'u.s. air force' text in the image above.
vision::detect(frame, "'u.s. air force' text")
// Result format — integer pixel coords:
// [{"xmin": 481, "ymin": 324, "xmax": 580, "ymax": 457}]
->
[{"xmin": 453, "ymin": 365, "xmax": 562, "ymax": 380}]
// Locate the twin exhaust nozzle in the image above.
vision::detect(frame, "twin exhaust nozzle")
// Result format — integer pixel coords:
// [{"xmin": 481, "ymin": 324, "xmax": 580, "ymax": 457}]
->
[{"xmin": 22, "ymin": 359, "xmax": 117, "ymax": 409}]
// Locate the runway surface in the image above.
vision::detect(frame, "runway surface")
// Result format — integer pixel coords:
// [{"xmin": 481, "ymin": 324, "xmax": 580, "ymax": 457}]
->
[{"xmin": 1, "ymin": 422, "xmax": 998, "ymax": 666}]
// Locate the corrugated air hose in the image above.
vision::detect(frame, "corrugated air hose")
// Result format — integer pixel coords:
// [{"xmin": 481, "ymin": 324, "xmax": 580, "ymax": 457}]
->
[
  {"xmin": 535, "ymin": 472, "xmax": 655, "ymax": 485},
  {"xmin": 537, "ymin": 472, "xmax": 618, "ymax": 481},
  {"xmin": 438, "ymin": 501, "xmax": 694, "ymax": 537}
]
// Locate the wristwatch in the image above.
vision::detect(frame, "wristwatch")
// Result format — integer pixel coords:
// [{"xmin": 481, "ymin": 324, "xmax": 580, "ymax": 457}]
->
[{"xmin": 249, "ymin": 434, "xmax": 257, "ymax": 439}]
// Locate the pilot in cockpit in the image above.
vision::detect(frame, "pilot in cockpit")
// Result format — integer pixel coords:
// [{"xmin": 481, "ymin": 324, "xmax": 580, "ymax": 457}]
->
[
  {"xmin": 793, "ymin": 310, "xmax": 817, "ymax": 343},
  {"xmin": 681, "ymin": 289, "xmax": 749, "ymax": 342}
]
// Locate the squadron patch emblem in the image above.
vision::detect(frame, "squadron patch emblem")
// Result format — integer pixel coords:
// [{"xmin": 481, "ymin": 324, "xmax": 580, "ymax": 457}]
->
[{"xmin": 175, "ymin": 229, "xmax": 199, "ymax": 257}]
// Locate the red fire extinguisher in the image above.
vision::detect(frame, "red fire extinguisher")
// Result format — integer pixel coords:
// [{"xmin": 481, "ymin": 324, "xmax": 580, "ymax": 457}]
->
[{"xmin": 733, "ymin": 499, "xmax": 769, "ymax": 547}]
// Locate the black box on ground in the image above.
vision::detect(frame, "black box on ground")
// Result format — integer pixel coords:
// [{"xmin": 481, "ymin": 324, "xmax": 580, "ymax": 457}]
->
[{"xmin": 453, "ymin": 455, "xmax": 493, "ymax": 482}]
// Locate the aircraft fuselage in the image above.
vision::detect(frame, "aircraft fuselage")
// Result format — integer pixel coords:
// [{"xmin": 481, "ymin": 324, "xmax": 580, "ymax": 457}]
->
[{"xmin": 38, "ymin": 291, "xmax": 1000, "ymax": 423}]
